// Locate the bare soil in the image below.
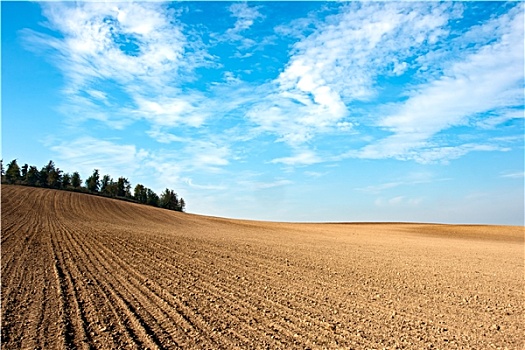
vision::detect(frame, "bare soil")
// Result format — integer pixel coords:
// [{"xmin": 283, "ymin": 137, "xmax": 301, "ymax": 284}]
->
[{"xmin": 1, "ymin": 185, "xmax": 523, "ymax": 349}]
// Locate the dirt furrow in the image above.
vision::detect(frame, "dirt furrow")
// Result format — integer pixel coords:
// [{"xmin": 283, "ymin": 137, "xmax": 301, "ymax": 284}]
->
[
  {"xmin": 89, "ymin": 225, "xmax": 427, "ymax": 347},
  {"xmin": 93, "ymin": 231, "xmax": 286, "ymax": 347},
  {"xmin": 74, "ymin": 228, "xmax": 231, "ymax": 349},
  {"xmin": 1, "ymin": 193, "xmax": 58, "ymax": 349},
  {"xmin": 94, "ymin": 228, "xmax": 319, "ymax": 348},
  {"xmin": 49, "ymin": 191, "xmax": 117, "ymax": 347},
  {"xmin": 51, "ymin": 206, "xmax": 167, "ymax": 349},
  {"xmin": 92, "ymin": 226, "xmax": 375, "ymax": 347},
  {"xmin": 58, "ymin": 222, "xmax": 199, "ymax": 349},
  {"xmin": 17, "ymin": 233, "xmax": 61, "ymax": 350},
  {"xmin": 40, "ymin": 189, "xmax": 94, "ymax": 350},
  {"xmin": 1, "ymin": 261, "xmax": 34, "ymax": 348},
  {"xmin": 135, "ymin": 236, "xmax": 370, "ymax": 346},
  {"xmin": 52, "ymin": 224, "xmax": 121, "ymax": 349},
  {"xmin": 1, "ymin": 202, "xmax": 44, "ymax": 286}
]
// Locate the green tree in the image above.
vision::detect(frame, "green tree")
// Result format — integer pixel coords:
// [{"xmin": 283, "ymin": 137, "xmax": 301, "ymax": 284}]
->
[
  {"xmin": 39, "ymin": 160, "xmax": 57, "ymax": 187},
  {"xmin": 160, "ymin": 188, "xmax": 181, "ymax": 211},
  {"xmin": 5, "ymin": 159, "xmax": 21, "ymax": 184},
  {"xmin": 134, "ymin": 184, "xmax": 147, "ymax": 204},
  {"xmin": 106, "ymin": 181, "xmax": 118, "ymax": 197},
  {"xmin": 179, "ymin": 197, "xmax": 186, "ymax": 212},
  {"xmin": 26, "ymin": 166, "xmax": 40, "ymax": 186},
  {"xmin": 62, "ymin": 173, "xmax": 72, "ymax": 188},
  {"xmin": 100, "ymin": 175, "xmax": 112, "ymax": 195},
  {"xmin": 86, "ymin": 169, "xmax": 100, "ymax": 192},
  {"xmin": 71, "ymin": 171, "xmax": 82, "ymax": 189},
  {"xmin": 146, "ymin": 188, "xmax": 159, "ymax": 207},
  {"xmin": 48, "ymin": 167, "xmax": 63, "ymax": 189},
  {"xmin": 116, "ymin": 177, "xmax": 131, "ymax": 197}
]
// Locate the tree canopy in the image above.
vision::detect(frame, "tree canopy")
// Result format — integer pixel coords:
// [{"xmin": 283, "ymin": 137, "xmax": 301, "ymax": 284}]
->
[{"xmin": 1, "ymin": 159, "xmax": 186, "ymax": 213}]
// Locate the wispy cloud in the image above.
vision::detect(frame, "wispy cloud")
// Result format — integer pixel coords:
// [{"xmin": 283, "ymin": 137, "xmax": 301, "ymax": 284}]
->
[
  {"xmin": 245, "ymin": 2, "xmax": 464, "ymax": 157},
  {"xmin": 22, "ymin": 1, "xmax": 524, "ymax": 179},
  {"xmin": 411, "ymin": 144, "xmax": 511, "ymax": 165},
  {"xmin": 21, "ymin": 1, "xmax": 246, "ymax": 183},
  {"xmin": 49, "ymin": 137, "xmax": 149, "ymax": 179},
  {"xmin": 270, "ymin": 150, "xmax": 322, "ymax": 166},
  {"xmin": 355, "ymin": 4, "xmax": 524, "ymax": 163},
  {"xmin": 238, "ymin": 179, "xmax": 293, "ymax": 191},
  {"xmin": 182, "ymin": 140, "xmax": 231, "ymax": 170},
  {"xmin": 356, "ymin": 171, "xmax": 450, "ymax": 194},
  {"xmin": 182, "ymin": 178, "xmax": 227, "ymax": 191},
  {"xmin": 132, "ymin": 94, "xmax": 209, "ymax": 128},
  {"xmin": 500, "ymin": 171, "xmax": 525, "ymax": 179},
  {"xmin": 476, "ymin": 109, "xmax": 524, "ymax": 130},
  {"xmin": 242, "ymin": 2, "xmax": 523, "ymax": 166},
  {"xmin": 210, "ymin": 2, "xmax": 278, "ymax": 60},
  {"xmin": 25, "ymin": 2, "xmax": 192, "ymax": 88},
  {"xmin": 22, "ymin": 2, "xmax": 215, "ymax": 133},
  {"xmin": 358, "ymin": 182, "xmax": 404, "ymax": 194},
  {"xmin": 304, "ymin": 171, "xmax": 328, "ymax": 178},
  {"xmin": 49, "ymin": 134, "xmax": 234, "ymax": 196},
  {"xmin": 226, "ymin": 2, "xmax": 264, "ymax": 47}
]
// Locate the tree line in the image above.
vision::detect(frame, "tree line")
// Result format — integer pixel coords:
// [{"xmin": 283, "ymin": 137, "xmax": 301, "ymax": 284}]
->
[{"xmin": 1, "ymin": 159, "xmax": 185, "ymax": 212}]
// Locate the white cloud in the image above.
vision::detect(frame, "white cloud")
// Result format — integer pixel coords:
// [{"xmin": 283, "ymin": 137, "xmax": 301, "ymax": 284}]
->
[
  {"xmin": 181, "ymin": 140, "xmax": 231, "ymax": 171},
  {"xmin": 49, "ymin": 134, "xmax": 234, "ymax": 197},
  {"xmin": 270, "ymin": 150, "xmax": 321, "ymax": 166},
  {"xmin": 182, "ymin": 178, "xmax": 227, "ymax": 191},
  {"xmin": 50, "ymin": 137, "xmax": 148, "ymax": 179},
  {"xmin": 240, "ymin": 2, "xmax": 522, "ymax": 166},
  {"xmin": 358, "ymin": 182, "xmax": 403, "ymax": 194},
  {"xmin": 132, "ymin": 94, "xmax": 208, "ymax": 128},
  {"xmin": 356, "ymin": 139, "xmax": 512, "ymax": 165},
  {"xmin": 278, "ymin": 2, "xmax": 456, "ymax": 101},
  {"xmin": 85, "ymin": 89, "xmax": 108, "ymax": 103},
  {"xmin": 22, "ymin": 2, "xmax": 213, "ymax": 133},
  {"xmin": 245, "ymin": 2, "xmax": 462, "ymax": 161},
  {"xmin": 239, "ymin": 179, "xmax": 293, "ymax": 191},
  {"xmin": 476, "ymin": 109, "xmax": 524, "ymax": 130},
  {"xmin": 411, "ymin": 144, "xmax": 510, "ymax": 165},
  {"xmin": 389, "ymin": 196, "xmax": 405, "ymax": 205},
  {"xmin": 500, "ymin": 171, "xmax": 525, "ymax": 179},
  {"xmin": 356, "ymin": 171, "xmax": 449, "ymax": 193},
  {"xmin": 228, "ymin": 2, "xmax": 264, "ymax": 35},
  {"xmin": 21, "ymin": 1, "xmax": 524, "ymax": 186},
  {"xmin": 355, "ymin": 4, "xmax": 524, "ymax": 163},
  {"xmin": 220, "ymin": 2, "xmax": 265, "ymax": 51},
  {"xmin": 392, "ymin": 60, "xmax": 408, "ymax": 76},
  {"xmin": 145, "ymin": 129, "xmax": 190, "ymax": 144},
  {"xmin": 304, "ymin": 171, "xmax": 328, "ymax": 178},
  {"xmin": 37, "ymin": 2, "xmax": 188, "ymax": 88}
]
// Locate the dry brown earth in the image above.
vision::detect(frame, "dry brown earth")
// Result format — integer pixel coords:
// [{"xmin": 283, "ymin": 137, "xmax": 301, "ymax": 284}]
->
[{"xmin": 1, "ymin": 185, "xmax": 523, "ymax": 349}]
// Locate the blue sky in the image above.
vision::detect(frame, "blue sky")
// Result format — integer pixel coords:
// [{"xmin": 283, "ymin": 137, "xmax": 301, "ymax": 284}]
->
[{"xmin": 2, "ymin": 1, "xmax": 524, "ymax": 225}]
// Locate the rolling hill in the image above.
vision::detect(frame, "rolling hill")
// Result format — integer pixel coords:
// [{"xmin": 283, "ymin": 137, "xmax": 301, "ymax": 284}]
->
[{"xmin": 1, "ymin": 185, "xmax": 523, "ymax": 349}]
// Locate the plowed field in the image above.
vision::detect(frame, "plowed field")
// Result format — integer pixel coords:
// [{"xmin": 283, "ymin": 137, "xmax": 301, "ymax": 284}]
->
[{"xmin": 1, "ymin": 185, "xmax": 523, "ymax": 349}]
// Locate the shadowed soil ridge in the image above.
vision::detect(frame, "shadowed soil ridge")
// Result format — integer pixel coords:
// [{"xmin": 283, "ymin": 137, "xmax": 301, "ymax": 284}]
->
[{"xmin": 1, "ymin": 185, "xmax": 523, "ymax": 349}]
